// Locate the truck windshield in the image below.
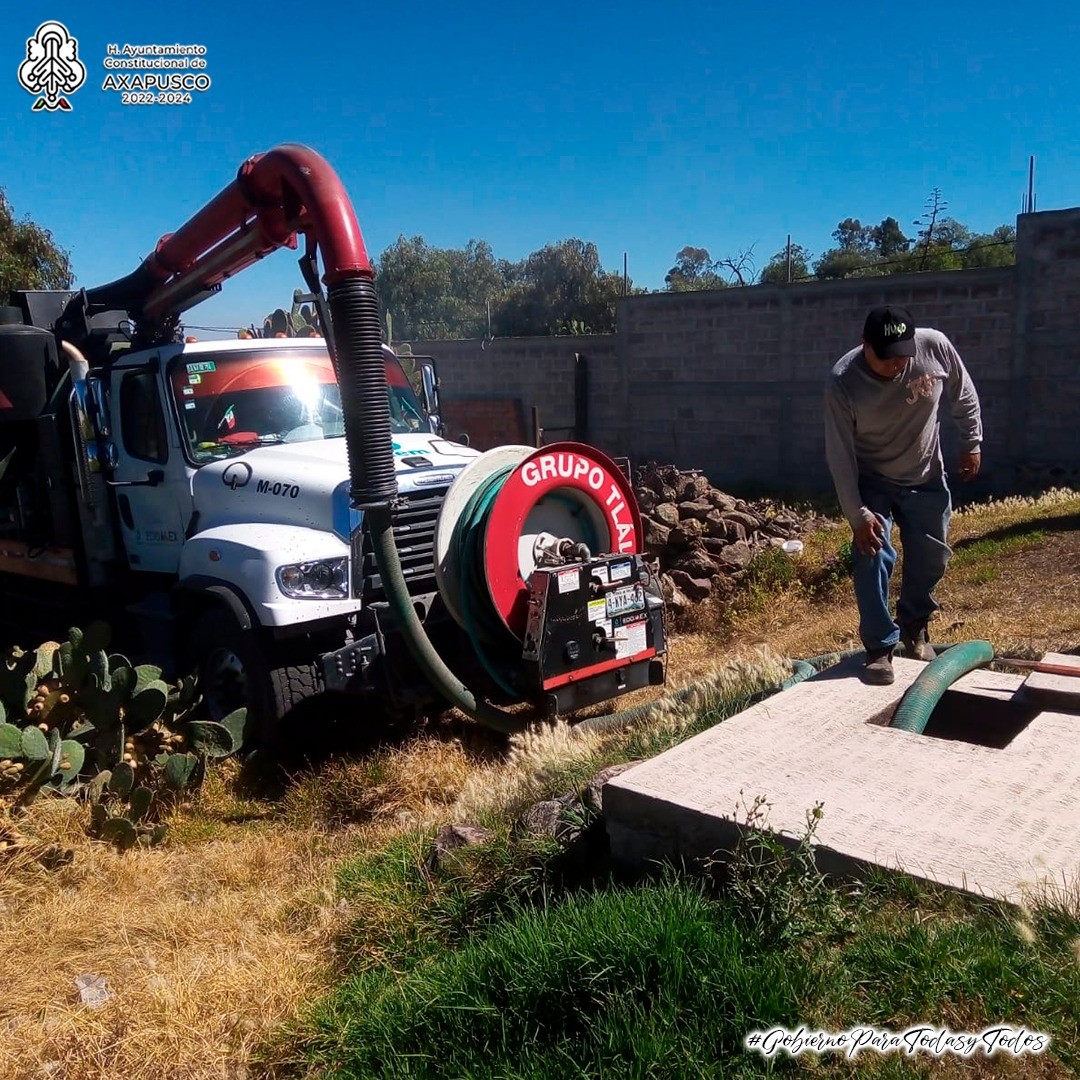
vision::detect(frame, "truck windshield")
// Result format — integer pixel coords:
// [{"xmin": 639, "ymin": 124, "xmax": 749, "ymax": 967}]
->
[{"xmin": 169, "ymin": 347, "xmax": 429, "ymax": 462}]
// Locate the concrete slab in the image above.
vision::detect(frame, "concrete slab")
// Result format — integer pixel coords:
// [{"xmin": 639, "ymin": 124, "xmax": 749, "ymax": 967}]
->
[
  {"xmin": 1022, "ymin": 652, "xmax": 1080, "ymax": 711},
  {"xmin": 604, "ymin": 656, "xmax": 1080, "ymax": 904}
]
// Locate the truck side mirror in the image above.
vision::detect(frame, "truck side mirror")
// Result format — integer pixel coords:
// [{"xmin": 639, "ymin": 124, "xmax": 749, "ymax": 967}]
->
[{"xmin": 419, "ymin": 359, "xmax": 441, "ymax": 430}]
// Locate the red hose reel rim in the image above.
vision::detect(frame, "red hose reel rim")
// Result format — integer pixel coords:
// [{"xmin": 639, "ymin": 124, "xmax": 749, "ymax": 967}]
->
[{"xmin": 483, "ymin": 442, "xmax": 642, "ymax": 636}]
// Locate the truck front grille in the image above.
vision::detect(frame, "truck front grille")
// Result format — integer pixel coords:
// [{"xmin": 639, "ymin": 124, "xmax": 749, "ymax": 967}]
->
[{"xmin": 352, "ymin": 487, "xmax": 447, "ymax": 603}]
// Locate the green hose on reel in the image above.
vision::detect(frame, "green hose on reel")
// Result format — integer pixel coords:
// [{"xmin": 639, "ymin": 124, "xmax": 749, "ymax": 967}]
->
[{"xmin": 451, "ymin": 464, "xmax": 523, "ymax": 698}]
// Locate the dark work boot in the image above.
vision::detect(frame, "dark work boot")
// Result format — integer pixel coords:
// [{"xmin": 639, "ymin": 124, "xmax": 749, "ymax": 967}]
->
[
  {"xmin": 900, "ymin": 620, "xmax": 935, "ymax": 662},
  {"xmin": 863, "ymin": 647, "xmax": 895, "ymax": 685}
]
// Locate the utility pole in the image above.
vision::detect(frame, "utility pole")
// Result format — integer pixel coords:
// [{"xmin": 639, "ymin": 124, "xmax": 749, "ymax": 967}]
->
[
  {"xmin": 623, "ymin": 252, "xmax": 628, "ymax": 296},
  {"xmin": 785, "ymin": 234, "xmax": 792, "ymax": 283},
  {"xmin": 1027, "ymin": 155, "xmax": 1035, "ymax": 214}
]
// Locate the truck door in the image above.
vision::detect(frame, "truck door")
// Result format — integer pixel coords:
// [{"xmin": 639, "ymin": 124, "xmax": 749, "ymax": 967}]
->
[{"xmin": 104, "ymin": 362, "xmax": 190, "ymax": 573}]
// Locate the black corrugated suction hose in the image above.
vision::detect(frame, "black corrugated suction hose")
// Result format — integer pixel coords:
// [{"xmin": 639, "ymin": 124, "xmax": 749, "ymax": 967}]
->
[
  {"xmin": 327, "ymin": 278, "xmax": 398, "ymax": 509},
  {"xmin": 328, "ymin": 275, "xmax": 523, "ymax": 731}
]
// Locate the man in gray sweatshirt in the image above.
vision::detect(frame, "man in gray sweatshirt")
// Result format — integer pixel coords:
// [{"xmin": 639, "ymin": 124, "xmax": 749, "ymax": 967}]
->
[{"xmin": 824, "ymin": 306, "xmax": 982, "ymax": 684}]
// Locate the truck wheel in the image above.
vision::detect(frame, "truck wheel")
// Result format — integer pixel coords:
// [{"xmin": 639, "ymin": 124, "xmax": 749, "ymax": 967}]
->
[{"xmin": 190, "ymin": 612, "xmax": 322, "ymax": 748}]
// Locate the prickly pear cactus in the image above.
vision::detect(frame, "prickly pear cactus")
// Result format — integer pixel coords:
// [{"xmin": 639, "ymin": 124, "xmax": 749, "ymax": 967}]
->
[{"xmin": 0, "ymin": 623, "xmax": 246, "ymax": 855}]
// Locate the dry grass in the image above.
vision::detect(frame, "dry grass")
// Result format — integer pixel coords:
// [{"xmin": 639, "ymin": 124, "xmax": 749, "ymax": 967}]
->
[
  {"xmin": 0, "ymin": 793, "xmax": 356, "ymax": 1080},
  {"xmin": 281, "ymin": 736, "xmax": 480, "ymax": 832},
  {"xmin": 716, "ymin": 486, "xmax": 1080, "ymax": 663},
  {"xmin": 1, "ymin": 488, "xmax": 1077, "ymax": 1079}
]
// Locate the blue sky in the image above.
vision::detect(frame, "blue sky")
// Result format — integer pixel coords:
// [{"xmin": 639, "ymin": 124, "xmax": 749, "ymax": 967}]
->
[{"xmin": 3, "ymin": 1, "xmax": 1077, "ymax": 334}]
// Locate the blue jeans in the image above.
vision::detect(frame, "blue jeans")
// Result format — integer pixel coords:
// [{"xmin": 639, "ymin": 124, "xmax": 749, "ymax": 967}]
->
[{"xmin": 852, "ymin": 475, "xmax": 952, "ymax": 651}]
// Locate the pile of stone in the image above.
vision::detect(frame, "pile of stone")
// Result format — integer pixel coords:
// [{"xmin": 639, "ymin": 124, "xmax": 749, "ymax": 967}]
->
[{"xmin": 633, "ymin": 462, "xmax": 825, "ymax": 614}]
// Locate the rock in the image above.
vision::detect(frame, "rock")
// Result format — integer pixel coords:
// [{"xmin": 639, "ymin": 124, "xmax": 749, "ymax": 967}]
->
[
  {"xmin": 669, "ymin": 520, "xmax": 705, "ymax": 547},
  {"xmin": 634, "ymin": 461, "xmax": 820, "ymax": 612},
  {"xmin": 652, "ymin": 502, "xmax": 681, "ymax": 528},
  {"xmin": 669, "ymin": 569, "xmax": 712, "ymax": 601},
  {"xmin": 762, "ymin": 520, "xmax": 796, "ymax": 538},
  {"xmin": 513, "ymin": 796, "xmax": 580, "ymax": 843},
  {"xmin": 635, "ymin": 488, "xmax": 660, "ymax": 513},
  {"xmin": 663, "ymin": 576, "xmax": 693, "ymax": 613},
  {"xmin": 705, "ymin": 489, "xmax": 737, "ymax": 511},
  {"xmin": 644, "ymin": 519, "xmax": 671, "ymax": 547},
  {"xmin": 643, "ymin": 477, "xmax": 679, "ymax": 503},
  {"xmin": 718, "ymin": 540, "xmax": 754, "ymax": 569},
  {"xmin": 709, "ymin": 574, "xmax": 737, "ymax": 601},
  {"xmin": 583, "ymin": 761, "xmax": 645, "ymax": 815},
  {"xmin": 703, "ymin": 510, "xmax": 728, "ymax": 538},
  {"xmin": 722, "ymin": 510, "xmax": 764, "ymax": 532},
  {"xmin": 676, "ymin": 474, "xmax": 711, "ymax": 501},
  {"xmin": 721, "ymin": 519, "xmax": 748, "ymax": 543},
  {"xmin": 424, "ymin": 823, "xmax": 493, "ymax": 873},
  {"xmin": 669, "ymin": 549, "xmax": 720, "ymax": 578},
  {"xmin": 677, "ymin": 499, "xmax": 715, "ymax": 523}
]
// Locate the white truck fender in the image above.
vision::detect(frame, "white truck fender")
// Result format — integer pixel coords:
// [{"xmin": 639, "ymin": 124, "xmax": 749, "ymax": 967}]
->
[{"xmin": 178, "ymin": 523, "xmax": 361, "ymax": 627}]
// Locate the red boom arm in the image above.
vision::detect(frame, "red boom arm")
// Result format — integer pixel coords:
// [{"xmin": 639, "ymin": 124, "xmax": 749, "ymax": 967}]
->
[{"xmin": 86, "ymin": 144, "xmax": 373, "ymax": 323}]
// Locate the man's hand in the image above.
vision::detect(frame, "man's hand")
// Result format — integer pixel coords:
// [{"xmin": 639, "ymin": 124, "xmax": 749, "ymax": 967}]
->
[
  {"xmin": 853, "ymin": 516, "xmax": 887, "ymax": 556},
  {"xmin": 957, "ymin": 450, "xmax": 981, "ymax": 482}
]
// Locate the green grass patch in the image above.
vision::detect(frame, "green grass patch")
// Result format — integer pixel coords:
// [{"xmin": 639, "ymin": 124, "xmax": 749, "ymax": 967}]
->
[
  {"xmin": 962, "ymin": 564, "xmax": 1001, "ymax": 585},
  {"xmin": 288, "ymin": 868, "xmax": 1080, "ymax": 1079},
  {"xmin": 951, "ymin": 529, "xmax": 1047, "ymax": 568},
  {"xmin": 294, "ymin": 879, "xmax": 813, "ymax": 1079}
]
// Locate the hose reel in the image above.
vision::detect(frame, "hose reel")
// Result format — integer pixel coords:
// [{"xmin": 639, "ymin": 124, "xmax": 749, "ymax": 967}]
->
[{"xmin": 434, "ymin": 442, "xmax": 667, "ymax": 714}]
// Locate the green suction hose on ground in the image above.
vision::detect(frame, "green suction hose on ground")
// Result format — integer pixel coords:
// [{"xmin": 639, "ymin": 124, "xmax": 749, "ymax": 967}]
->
[
  {"xmin": 369, "ymin": 507, "xmax": 526, "ymax": 734},
  {"xmin": 889, "ymin": 639, "xmax": 995, "ymax": 733}
]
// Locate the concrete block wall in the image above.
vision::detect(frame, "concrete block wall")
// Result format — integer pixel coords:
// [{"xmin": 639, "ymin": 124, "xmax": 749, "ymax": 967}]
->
[{"xmin": 409, "ymin": 207, "xmax": 1080, "ymax": 494}]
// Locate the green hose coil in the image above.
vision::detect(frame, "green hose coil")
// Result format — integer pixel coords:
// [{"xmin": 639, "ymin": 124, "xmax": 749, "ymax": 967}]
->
[
  {"xmin": 889, "ymin": 639, "xmax": 995, "ymax": 734},
  {"xmin": 453, "ymin": 465, "xmax": 521, "ymax": 698}
]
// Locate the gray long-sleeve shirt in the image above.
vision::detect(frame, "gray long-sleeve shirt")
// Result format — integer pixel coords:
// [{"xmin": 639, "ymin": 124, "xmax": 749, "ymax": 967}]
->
[{"xmin": 824, "ymin": 328, "xmax": 983, "ymax": 529}]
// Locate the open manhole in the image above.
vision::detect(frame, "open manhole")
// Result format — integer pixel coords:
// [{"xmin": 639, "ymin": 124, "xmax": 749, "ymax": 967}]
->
[{"xmin": 919, "ymin": 687, "xmax": 1040, "ymax": 749}]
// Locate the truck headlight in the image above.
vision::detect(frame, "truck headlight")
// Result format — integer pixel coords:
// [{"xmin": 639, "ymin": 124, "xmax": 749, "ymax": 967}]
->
[{"xmin": 276, "ymin": 557, "xmax": 349, "ymax": 599}]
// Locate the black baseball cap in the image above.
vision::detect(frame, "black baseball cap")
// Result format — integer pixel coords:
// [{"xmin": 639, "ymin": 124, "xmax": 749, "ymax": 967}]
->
[{"xmin": 863, "ymin": 306, "xmax": 917, "ymax": 358}]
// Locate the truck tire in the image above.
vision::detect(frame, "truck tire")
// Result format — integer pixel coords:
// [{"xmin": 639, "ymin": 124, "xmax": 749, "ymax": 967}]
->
[{"xmin": 189, "ymin": 610, "xmax": 322, "ymax": 748}]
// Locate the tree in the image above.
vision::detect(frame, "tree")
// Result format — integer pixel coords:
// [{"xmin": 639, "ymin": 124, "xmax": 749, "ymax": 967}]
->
[
  {"xmin": 813, "ymin": 247, "xmax": 880, "ymax": 280},
  {"xmin": 912, "ymin": 188, "xmax": 949, "ymax": 270},
  {"xmin": 963, "ymin": 224, "xmax": 1016, "ymax": 268},
  {"xmin": 870, "ymin": 217, "xmax": 910, "ymax": 259},
  {"xmin": 0, "ymin": 189, "xmax": 73, "ymax": 303},
  {"xmin": 492, "ymin": 239, "xmax": 627, "ymax": 336},
  {"xmin": 832, "ymin": 218, "xmax": 874, "ymax": 253},
  {"xmin": 664, "ymin": 247, "xmax": 728, "ymax": 291},
  {"xmin": 759, "ymin": 243, "xmax": 812, "ymax": 284},
  {"xmin": 715, "ymin": 247, "xmax": 756, "ymax": 286},
  {"xmin": 376, "ymin": 236, "xmax": 510, "ymax": 340}
]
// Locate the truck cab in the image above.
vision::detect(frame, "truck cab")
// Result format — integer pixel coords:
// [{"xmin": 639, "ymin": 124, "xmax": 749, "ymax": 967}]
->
[{"xmin": 0, "ymin": 308, "xmax": 479, "ymax": 740}]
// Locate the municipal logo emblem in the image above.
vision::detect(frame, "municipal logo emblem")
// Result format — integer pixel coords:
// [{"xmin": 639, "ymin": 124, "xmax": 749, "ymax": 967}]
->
[{"xmin": 18, "ymin": 22, "xmax": 85, "ymax": 112}]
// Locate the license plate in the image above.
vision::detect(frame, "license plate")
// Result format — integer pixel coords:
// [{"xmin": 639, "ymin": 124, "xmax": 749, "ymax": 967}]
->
[{"xmin": 606, "ymin": 583, "xmax": 644, "ymax": 617}]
